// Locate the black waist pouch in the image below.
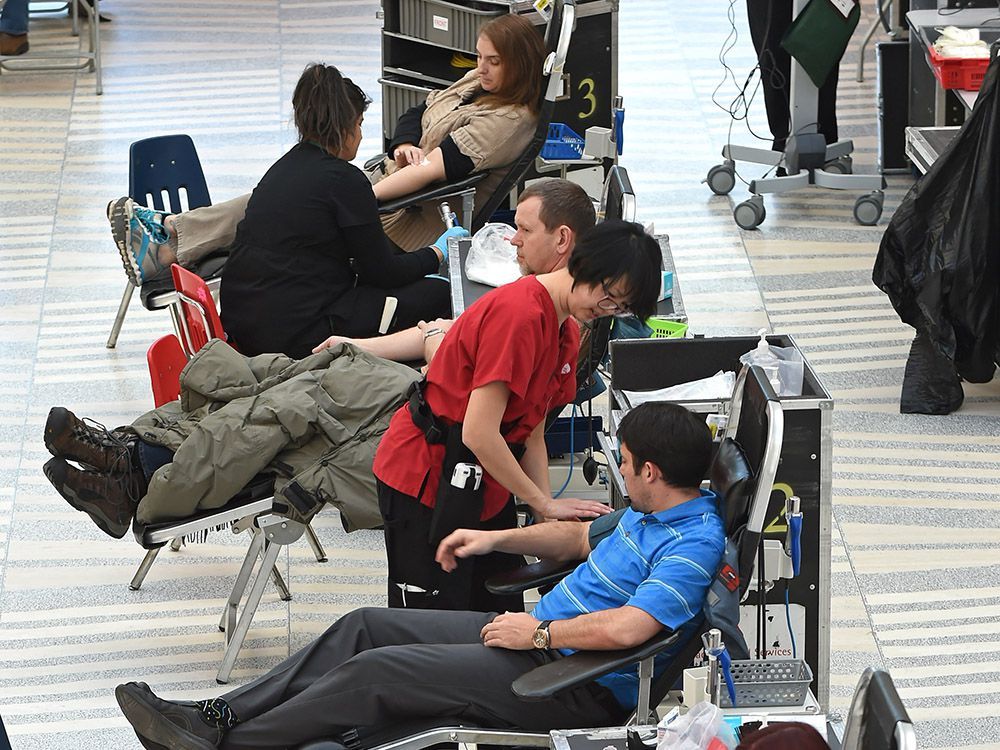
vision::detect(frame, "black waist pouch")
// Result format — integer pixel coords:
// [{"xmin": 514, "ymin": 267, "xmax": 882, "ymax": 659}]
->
[{"xmin": 428, "ymin": 425, "xmax": 486, "ymax": 545}]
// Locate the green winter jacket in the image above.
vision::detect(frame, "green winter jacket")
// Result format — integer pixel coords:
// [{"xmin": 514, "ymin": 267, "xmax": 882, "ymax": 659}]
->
[{"xmin": 130, "ymin": 339, "xmax": 420, "ymax": 530}]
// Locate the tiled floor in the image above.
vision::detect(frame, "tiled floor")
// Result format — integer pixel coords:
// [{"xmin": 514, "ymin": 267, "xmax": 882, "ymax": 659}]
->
[{"xmin": 2, "ymin": 1, "xmax": 1000, "ymax": 748}]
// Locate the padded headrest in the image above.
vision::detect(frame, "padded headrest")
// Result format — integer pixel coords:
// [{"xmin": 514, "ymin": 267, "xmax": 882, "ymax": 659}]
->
[{"xmin": 709, "ymin": 437, "xmax": 753, "ymax": 536}]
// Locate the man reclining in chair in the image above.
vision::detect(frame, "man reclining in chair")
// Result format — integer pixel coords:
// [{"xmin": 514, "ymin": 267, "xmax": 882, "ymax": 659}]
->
[
  {"xmin": 42, "ymin": 179, "xmax": 601, "ymax": 537},
  {"xmin": 115, "ymin": 401, "xmax": 725, "ymax": 750}
]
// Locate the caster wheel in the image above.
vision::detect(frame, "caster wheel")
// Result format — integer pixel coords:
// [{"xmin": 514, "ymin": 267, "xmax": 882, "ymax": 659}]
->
[
  {"xmin": 854, "ymin": 191, "xmax": 883, "ymax": 226},
  {"xmin": 825, "ymin": 155, "xmax": 853, "ymax": 174},
  {"xmin": 734, "ymin": 196, "xmax": 765, "ymax": 230},
  {"xmin": 706, "ymin": 162, "xmax": 736, "ymax": 195}
]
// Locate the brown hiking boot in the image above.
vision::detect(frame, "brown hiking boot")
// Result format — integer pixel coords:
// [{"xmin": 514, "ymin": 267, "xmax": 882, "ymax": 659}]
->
[
  {"xmin": 0, "ymin": 33, "xmax": 29, "ymax": 56},
  {"xmin": 43, "ymin": 457, "xmax": 146, "ymax": 539},
  {"xmin": 44, "ymin": 406, "xmax": 136, "ymax": 473}
]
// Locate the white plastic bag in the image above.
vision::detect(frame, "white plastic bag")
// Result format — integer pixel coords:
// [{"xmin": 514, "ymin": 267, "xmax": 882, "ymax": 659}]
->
[
  {"xmin": 464, "ymin": 222, "xmax": 520, "ymax": 287},
  {"xmin": 624, "ymin": 371, "xmax": 735, "ymax": 407},
  {"xmin": 657, "ymin": 701, "xmax": 734, "ymax": 750}
]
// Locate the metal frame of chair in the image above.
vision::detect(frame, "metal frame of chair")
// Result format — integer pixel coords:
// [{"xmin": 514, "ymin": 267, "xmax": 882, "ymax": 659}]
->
[
  {"xmin": 298, "ymin": 365, "xmax": 785, "ymax": 750},
  {"xmin": 369, "ymin": 0, "xmax": 576, "ymax": 235},
  {"xmin": 106, "ymin": 134, "xmax": 215, "ymax": 348},
  {"xmin": 0, "ymin": 0, "xmax": 102, "ymax": 93}
]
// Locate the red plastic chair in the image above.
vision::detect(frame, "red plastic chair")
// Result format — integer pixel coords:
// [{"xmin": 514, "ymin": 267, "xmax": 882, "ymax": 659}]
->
[
  {"xmin": 170, "ymin": 262, "xmax": 227, "ymax": 357},
  {"xmin": 147, "ymin": 334, "xmax": 188, "ymax": 407}
]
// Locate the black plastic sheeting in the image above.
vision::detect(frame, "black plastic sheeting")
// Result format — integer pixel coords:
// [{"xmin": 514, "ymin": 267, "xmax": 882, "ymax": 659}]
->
[{"xmin": 873, "ymin": 55, "xmax": 1000, "ymax": 415}]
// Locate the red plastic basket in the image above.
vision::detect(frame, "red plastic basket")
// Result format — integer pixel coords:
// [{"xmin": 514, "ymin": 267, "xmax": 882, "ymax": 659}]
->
[{"xmin": 928, "ymin": 46, "xmax": 990, "ymax": 90}]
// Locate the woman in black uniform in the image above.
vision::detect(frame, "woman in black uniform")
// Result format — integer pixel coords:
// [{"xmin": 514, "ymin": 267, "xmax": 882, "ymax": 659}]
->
[{"xmin": 219, "ymin": 63, "xmax": 461, "ymax": 359}]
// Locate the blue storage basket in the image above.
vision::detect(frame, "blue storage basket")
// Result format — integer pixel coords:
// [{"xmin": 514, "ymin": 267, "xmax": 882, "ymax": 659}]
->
[{"xmin": 541, "ymin": 123, "xmax": 585, "ymax": 160}]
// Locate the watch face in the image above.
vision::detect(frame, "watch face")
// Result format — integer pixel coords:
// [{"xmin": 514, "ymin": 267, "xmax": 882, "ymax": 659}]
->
[{"xmin": 532, "ymin": 631, "xmax": 547, "ymax": 648}]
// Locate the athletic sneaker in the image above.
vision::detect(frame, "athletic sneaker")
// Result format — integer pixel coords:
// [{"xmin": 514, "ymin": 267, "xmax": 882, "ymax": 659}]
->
[
  {"xmin": 43, "ymin": 457, "xmax": 145, "ymax": 539},
  {"xmin": 44, "ymin": 406, "xmax": 135, "ymax": 473},
  {"xmin": 107, "ymin": 196, "xmax": 167, "ymax": 285}
]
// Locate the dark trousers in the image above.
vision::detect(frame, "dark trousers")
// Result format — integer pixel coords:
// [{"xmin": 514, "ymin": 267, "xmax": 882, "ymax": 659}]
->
[
  {"xmin": 329, "ymin": 276, "xmax": 451, "ymax": 338},
  {"xmin": 747, "ymin": 0, "xmax": 840, "ymax": 152},
  {"xmin": 378, "ymin": 480, "xmax": 526, "ymax": 613},
  {"xmin": 220, "ymin": 607, "xmax": 618, "ymax": 749}
]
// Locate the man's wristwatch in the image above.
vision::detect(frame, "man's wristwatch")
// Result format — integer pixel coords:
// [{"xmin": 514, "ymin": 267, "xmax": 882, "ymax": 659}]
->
[{"xmin": 532, "ymin": 620, "xmax": 552, "ymax": 649}]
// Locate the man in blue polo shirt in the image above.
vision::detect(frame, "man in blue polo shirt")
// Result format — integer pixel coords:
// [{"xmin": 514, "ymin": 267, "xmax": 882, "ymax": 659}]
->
[{"xmin": 115, "ymin": 402, "xmax": 725, "ymax": 750}]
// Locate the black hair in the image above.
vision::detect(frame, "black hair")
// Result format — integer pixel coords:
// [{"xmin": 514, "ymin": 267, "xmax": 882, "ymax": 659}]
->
[
  {"xmin": 616, "ymin": 402, "xmax": 713, "ymax": 490},
  {"xmin": 566, "ymin": 220, "xmax": 662, "ymax": 322},
  {"xmin": 293, "ymin": 63, "xmax": 371, "ymax": 156}
]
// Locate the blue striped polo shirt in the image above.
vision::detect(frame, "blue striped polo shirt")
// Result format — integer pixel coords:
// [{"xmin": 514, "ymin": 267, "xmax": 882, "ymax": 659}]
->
[{"xmin": 530, "ymin": 490, "xmax": 725, "ymax": 709}]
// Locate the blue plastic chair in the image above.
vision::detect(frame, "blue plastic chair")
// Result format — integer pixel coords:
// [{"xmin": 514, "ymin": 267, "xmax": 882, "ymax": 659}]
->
[{"xmin": 106, "ymin": 134, "xmax": 215, "ymax": 348}]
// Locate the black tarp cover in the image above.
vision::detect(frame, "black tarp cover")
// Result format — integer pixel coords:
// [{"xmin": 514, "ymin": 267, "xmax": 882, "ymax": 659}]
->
[{"xmin": 873, "ymin": 54, "xmax": 1000, "ymax": 414}]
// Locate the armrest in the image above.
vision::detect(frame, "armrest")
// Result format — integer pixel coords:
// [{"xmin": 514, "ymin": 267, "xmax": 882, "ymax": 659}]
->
[
  {"xmin": 377, "ymin": 172, "xmax": 488, "ymax": 215},
  {"xmin": 364, "ymin": 153, "xmax": 387, "ymax": 172},
  {"xmin": 512, "ymin": 628, "xmax": 682, "ymax": 701},
  {"xmin": 485, "ymin": 558, "xmax": 581, "ymax": 596}
]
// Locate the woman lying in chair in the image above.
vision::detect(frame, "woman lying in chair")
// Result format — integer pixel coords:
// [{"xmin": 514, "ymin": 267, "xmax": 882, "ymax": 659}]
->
[{"xmin": 107, "ymin": 13, "xmax": 545, "ymax": 287}]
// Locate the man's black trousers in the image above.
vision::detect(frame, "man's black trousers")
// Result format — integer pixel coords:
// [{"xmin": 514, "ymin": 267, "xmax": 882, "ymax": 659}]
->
[{"xmin": 219, "ymin": 607, "xmax": 619, "ymax": 749}]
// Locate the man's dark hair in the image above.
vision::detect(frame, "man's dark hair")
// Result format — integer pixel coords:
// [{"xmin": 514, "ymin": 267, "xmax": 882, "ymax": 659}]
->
[
  {"xmin": 293, "ymin": 63, "xmax": 371, "ymax": 157},
  {"xmin": 518, "ymin": 179, "xmax": 597, "ymax": 239},
  {"xmin": 566, "ymin": 220, "xmax": 662, "ymax": 321},
  {"xmin": 616, "ymin": 402, "xmax": 712, "ymax": 490}
]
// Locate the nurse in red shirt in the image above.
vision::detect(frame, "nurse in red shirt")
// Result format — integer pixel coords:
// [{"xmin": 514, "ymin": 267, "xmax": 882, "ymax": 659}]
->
[{"xmin": 373, "ymin": 220, "xmax": 663, "ymax": 612}]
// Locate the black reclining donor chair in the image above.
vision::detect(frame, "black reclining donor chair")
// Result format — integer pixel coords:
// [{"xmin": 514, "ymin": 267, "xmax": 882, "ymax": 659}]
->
[
  {"xmin": 369, "ymin": 0, "xmax": 576, "ymax": 235},
  {"xmin": 299, "ymin": 365, "xmax": 784, "ymax": 750}
]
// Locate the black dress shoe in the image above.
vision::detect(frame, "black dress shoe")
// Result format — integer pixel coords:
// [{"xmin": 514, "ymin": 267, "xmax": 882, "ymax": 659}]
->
[
  {"xmin": 76, "ymin": 0, "xmax": 112, "ymax": 22},
  {"xmin": 115, "ymin": 682, "xmax": 223, "ymax": 750}
]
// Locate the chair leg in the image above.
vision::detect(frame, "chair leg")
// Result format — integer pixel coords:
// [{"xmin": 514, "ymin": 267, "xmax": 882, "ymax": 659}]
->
[
  {"xmin": 220, "ymin": 528, "xmax": 265, "ymax": 636},
  {"xmin": 264, "ymin": 543, "xmax": 292, "ymax": 601},
  {"xmin": 128, "ymin": 548, "xmax": 161, "ymax": 591},
  {"xmin": 107, "ymin": 281, "xmax": 135, "ymax": 348},
  {"xmin": 305, "ymin": 522, "xmax": 328, "ymax": 563},
  {"xmin": 217, "ymin": 531, "xmax": 284, "ymax": 684},
  {"xmin": 169, "ymin": 537, "xmax": 183, "ymax": 552}
]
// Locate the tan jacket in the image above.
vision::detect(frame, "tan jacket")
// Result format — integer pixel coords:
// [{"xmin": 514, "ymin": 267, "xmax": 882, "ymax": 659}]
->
[{"xmin": 377, "ymin": 70, "xmax": 537, "ymax": 250}]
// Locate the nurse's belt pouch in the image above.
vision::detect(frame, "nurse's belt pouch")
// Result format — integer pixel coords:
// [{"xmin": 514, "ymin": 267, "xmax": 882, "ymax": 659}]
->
[
  {"xmin": 465, "ymin": 223, "xmax": 521, "ymax": 287},
  {"xmin": 781, "ymin": 0, "xmax": 860, "ymax": 89},
  {"xmin": 428, "ymin": 426, "xmax": 486, "ymax": 545}
]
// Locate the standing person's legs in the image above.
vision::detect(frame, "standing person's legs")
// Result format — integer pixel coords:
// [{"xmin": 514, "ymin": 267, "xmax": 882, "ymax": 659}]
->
[
  {"xmin": 746, "ymin": 0, "xmax": 793, "ymax": 153},
  {"xmin": 0, "ymin": 0, "xmax": 30, "ymax": 56},
  {"xmin": 817, "ymin": 63, "xmax": 839, "ymax": 146},
  {"xmin": 220, "ymin": 607, "xmax": 616, "ymax": 749}
]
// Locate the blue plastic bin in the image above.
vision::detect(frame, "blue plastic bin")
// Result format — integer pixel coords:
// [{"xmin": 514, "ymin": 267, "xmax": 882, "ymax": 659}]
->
[{"xmin": 541, "ymin": 123, "xmax": 585, "ymax": 160}]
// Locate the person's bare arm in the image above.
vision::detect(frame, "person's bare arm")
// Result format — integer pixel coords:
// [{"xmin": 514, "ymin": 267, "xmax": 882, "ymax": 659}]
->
[
  {"xmin": 312, "ymin": 318, "xmax": 454, "ymax": 359},
  {"xmin": 373, "ymin": 147, "xmax": 448, "ymax": 202},
  {"xmin": 462, "ymin": 382, "xmax": 610, "ymax": 521},
  {"xmin": 481, "ymin": 607, "xmax": 664, "ymax": 651},
  {"xmin": 435, "ymin": 521, "xmax": 591, "ymax": 572}
]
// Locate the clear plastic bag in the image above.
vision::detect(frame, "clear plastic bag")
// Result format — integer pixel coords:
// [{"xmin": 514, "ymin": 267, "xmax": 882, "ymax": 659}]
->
[
  {"xmin": 464, "ymin": 222, "xmax": 520, "ymax": 287},
  {"xmin": 739, "ymin": 330, "xmax": 804, "ymax": 397},
  {"xmin": 657, "ymin": 702, "xmax": 736, "ymax": 750}
]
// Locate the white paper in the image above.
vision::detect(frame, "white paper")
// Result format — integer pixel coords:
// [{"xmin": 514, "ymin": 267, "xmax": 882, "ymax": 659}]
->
[{"xmin": 827, "ymin": 0, "xmax": 854, "ymax": 19}]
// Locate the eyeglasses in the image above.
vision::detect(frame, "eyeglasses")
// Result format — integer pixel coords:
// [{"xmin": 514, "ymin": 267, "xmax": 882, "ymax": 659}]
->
[{"xmin": 597, "ymin": 283, "xmax": 631, "ymax": 314}]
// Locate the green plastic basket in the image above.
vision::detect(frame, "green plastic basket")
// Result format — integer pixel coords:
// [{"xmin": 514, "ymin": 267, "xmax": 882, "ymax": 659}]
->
[{"xmin": 646, "ymin": 318, "xmax": 688, "ymax": 339}]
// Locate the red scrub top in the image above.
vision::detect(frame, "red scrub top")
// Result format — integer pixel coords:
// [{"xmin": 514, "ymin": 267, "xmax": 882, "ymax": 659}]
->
[{"xmin": 373, "ymin": 275, "xmax": 580, "ymax": 520}]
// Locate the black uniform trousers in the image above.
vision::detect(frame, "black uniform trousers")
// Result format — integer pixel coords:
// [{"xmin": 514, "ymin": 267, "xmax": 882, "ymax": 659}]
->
[
  {"xmin": 747, "ymin": 0, "xmax": 840, "ymax": 152},
  {"xmin": 377, "ymin": 480, "xmax": 526, "ymax": 613},
  {"xmin": 219, "ymin": 607, "xmax": 619, "ymax": 749}
]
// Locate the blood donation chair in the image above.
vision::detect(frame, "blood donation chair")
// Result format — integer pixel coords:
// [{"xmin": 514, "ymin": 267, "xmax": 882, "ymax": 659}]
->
[
  {"xmin": 298, "ymin": 364, "xmax": 785, "ymax": 750},
  {"xmin": 841, "ymin": 668, "xmax": 916, "ymax": 750},
  {"xmin": 367, "ymin": 0, "xmax": 576, "ymax": 235}
]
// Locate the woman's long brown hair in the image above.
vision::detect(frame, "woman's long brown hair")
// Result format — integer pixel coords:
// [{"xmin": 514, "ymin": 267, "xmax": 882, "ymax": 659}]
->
[{"xmin": 477, "ymin": 14, "xmax": 546, "ymax": 114}]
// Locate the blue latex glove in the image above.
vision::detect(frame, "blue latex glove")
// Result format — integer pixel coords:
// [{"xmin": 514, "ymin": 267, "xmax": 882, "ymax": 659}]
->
[{"xmin": 432, "ymin": 226, "xmax": 470, "ymax": 260}]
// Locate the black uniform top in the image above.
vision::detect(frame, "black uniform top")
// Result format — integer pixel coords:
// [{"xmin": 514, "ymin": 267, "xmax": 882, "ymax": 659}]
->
[{"xmin": 220, "ymin": 142, "xmax": 440, "ymax": 358}]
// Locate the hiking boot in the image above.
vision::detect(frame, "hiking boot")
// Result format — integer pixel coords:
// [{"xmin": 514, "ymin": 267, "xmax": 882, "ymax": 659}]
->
[
  {"xmin": 115, "ymin": 682, "xmax": 224, "ymax": 750},
  {"xmin": 0, "ymin": 33, "xmax": 29, "ymax": 56},
  {"xmin": 43, "ymin": 457, "xmax": 145, "ymax": 539},
  {"xmin": 44, "ymin": 406, "xmax": 135, "ymax": 473},
  {"xmin": 107, "ymin": 196, "xmax": 168, "ymax": 285}
]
